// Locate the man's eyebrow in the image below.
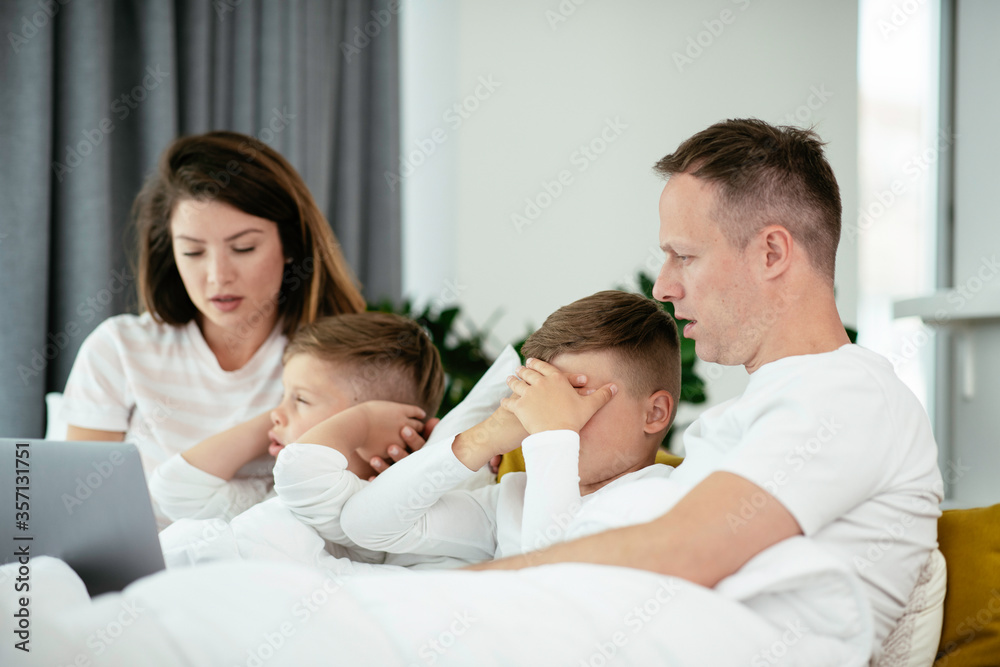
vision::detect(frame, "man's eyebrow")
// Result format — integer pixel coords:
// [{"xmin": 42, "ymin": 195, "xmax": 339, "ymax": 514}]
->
[{"xmin": 661, "ymin": 241, "xmax": 695, "ymax": 254}]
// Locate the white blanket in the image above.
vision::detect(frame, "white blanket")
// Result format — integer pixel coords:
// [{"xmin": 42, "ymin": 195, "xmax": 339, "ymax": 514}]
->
[{"xmin": 2, "ymin": 536, "xmax": 872, "ymax": 666}]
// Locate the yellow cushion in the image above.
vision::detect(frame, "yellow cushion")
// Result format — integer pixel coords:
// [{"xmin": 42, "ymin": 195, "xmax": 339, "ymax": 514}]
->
[
  {"xmin": 497, "ymin": 448, "xmax": 683, "ymax": 481},
  {"xmin": 934, "ymin": 503, "xmax": 1000, "ymax": 666}
]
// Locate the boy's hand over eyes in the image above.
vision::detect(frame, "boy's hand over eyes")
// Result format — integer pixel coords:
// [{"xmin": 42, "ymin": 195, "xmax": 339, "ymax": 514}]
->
[{"xmin": 503, "ymin": 358, "xmax": 617, "ymax": 435}]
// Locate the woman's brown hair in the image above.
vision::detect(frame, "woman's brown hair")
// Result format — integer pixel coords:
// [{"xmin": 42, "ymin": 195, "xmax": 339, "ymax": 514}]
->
[{"xmin": 133, "ymin": 131, "xmax": 366, "ymax": 335}]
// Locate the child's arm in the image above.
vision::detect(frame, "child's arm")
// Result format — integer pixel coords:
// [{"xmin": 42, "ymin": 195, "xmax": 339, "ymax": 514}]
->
[
  {"xmin": 149, "ymin": 412, "xmax": 274, "ymax": 521},
  {"xmin": 296, "ymin": 401, "xmax": 426, "ymax": 479},
  {"xmin": 273, "ymin": 401, "xmax": 427, "ymax": 550},
  {"xmin": 518, "ymin": 430, "xmax": 584, "ymax": 554},
  {"xmin": 502, "ymin": 359, "xmax": 618, "ymax": 553},
  {"xmin": 340, "ymin": 406, "xmax": 529, "ymax": 562},
  {"xmin": 270, "ymin": 445, "xmax": 383, "ymax": 560},
  {"xmin": 180, "ymin": 412, "xmax": 273, "ymax": 480}
]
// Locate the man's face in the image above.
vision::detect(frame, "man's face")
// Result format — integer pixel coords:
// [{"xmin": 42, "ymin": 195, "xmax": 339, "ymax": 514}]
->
[{"xmin": 652, "ymin": 174, "xmax": 762, "ymax": 367}]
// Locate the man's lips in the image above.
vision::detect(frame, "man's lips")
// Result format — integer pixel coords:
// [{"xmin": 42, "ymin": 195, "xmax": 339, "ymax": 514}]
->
[
  {"xmin": 210, "ymin": 295, "xmax": 243, "ymax": 312},
  {"xmin": 683, "ymin": 320, "xmax": 696, "ymax": 337}
]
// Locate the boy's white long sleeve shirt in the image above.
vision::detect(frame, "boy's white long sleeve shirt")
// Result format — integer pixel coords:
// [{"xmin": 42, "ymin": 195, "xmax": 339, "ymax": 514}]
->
[
  {"xmin": 273, "ymin": 443, "xmax": 467, "ymax": 569},
  {"xmin": 149, "ymin": 454, "xmax": 274, "ymax": 523},
  {"xmin": 339, "ymin": 430, "xmax": 675, "ymax": 562}
]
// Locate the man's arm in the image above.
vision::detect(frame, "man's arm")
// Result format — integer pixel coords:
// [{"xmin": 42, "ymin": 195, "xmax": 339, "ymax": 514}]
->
[{"xmin": 468, "ymin": 471, "xmax": 802, "ymax": 588}]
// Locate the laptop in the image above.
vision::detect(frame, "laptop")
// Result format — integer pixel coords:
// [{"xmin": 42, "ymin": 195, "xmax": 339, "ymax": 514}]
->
[{"xmin": 0, "ymin": 439, "xmax": 165, "ymax": 596}]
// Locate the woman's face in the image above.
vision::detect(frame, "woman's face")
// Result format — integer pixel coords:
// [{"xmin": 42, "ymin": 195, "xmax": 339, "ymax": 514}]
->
[{"xmin": 170, "ymin": 199, "xmax": 286, "ymax": 341}]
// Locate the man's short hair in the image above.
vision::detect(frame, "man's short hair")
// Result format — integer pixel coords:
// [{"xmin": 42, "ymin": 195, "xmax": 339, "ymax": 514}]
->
[
  {"xmin": 653, "ymin": 118, "xmax": 842, "ymax": 280},
  {"xmin": 521, "ymin": 291, "xmax": 681, "ymax": 418},
  {"xmin": 283, "ymin": 313, "xmax": 445, "ymax": 416}
]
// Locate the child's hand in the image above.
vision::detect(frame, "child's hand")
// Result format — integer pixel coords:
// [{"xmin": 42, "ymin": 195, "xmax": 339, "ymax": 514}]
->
[
  {"xmin": 451, "ymin": 403, "xmax": 529, "ymax": 472},
  {"xmin": 503, "ymin": 358, "xmax": 617, "ymax": 435},
  {"xmin": 368, "ymin": 417, "xmax": 440, "ymax": 477},
  {"xmin": 298, "ymin": 401, "xmax": 426, "ymax": 479},
  {"xmin": 350, "ymin": 401, "xmax": 428, "ymax": 464}
]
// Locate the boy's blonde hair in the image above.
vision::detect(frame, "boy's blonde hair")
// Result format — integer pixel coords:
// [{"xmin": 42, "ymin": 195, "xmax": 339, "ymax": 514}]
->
[
  {"xmin": 521, "ymin": 291, "xmax": 681, "ymax": 419},
  {"xmin": 283, "ymin": 313, "xmax": 445, "ymax": 416}
]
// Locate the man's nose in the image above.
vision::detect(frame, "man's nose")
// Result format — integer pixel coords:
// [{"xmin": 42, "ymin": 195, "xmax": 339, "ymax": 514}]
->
[{"xmin": 652, "ymin": 262, "xmax": 682, "ymax": 302}]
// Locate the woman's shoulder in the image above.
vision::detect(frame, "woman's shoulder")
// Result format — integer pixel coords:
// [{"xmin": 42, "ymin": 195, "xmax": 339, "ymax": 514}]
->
[{"xmin": 87, "ymin": 312, "xmax": 191, "ymax": 347}]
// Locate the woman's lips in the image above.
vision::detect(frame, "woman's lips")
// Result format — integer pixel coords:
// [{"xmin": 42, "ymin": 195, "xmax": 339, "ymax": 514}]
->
[{"xmin": 210, "ymin": 295, "xmax": 243, "ymax": 312}]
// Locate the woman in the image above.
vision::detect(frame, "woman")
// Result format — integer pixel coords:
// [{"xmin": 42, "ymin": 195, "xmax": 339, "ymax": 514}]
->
[{"xmin": 61, "ymin": 131, "xmax": 366, "ymax": 478}]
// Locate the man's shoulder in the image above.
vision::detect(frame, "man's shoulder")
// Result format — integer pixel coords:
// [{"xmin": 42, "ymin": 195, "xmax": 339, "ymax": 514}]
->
[{"xmin": 752, "ymin": 344, "xmax": 906, "ymax": 398}]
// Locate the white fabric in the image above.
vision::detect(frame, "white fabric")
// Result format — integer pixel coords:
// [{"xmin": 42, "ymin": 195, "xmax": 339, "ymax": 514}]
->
[
  {"xmin": 4, "ymin": 537, "xmax": 874, "ymax": 667},
  {"xmin": 158, "ymin": 498, "xmax": 417, "ymax": 575},
  {"xmin": 148, "ymin": 454, "xmax": 275, "ymax": 522},
  {"xmin": 670, "ymin": 344, "xmax": 943, "ymax": 656},
  {"xmin": 59, "ymin": 313, "xmax": 286, "ymax": 475},
  {"xmin": 43, "ymin": 391, "xmax": 67, "ymax": 439},
  {"xmin": 341, "ymin": 430, "xmax": 674, "ymax": 561},
  {"xmin": 872, "ymin": 549, "xmax": 947, "ymax": 667},
  {"xmin": 158, "ymin": 443, "xmax": 468, "ymax": 571}
]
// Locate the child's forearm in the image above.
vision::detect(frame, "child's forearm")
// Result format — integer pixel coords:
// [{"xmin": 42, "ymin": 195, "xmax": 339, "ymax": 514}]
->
[
  {"xmin": 296, "ymin": 411, "xmax": 367, "ymax": 463},
  {"xmin": 181, "ymin": 412, "xmax": 272, "ymax": 480},
  {"xmin": 452, "ymin": 408, "xmax": 527, "ymax": 472}
]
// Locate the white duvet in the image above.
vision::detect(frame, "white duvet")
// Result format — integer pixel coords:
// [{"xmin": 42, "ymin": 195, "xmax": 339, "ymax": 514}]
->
[{"xmin": 2, "ymin": 536, "xmax": 872, "ymax": 666}]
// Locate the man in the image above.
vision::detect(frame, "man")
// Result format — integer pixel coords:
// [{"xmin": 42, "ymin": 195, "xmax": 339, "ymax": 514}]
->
[{"xmin": 475, "ymin": 119, "xmax": 943, "ymax": 656}]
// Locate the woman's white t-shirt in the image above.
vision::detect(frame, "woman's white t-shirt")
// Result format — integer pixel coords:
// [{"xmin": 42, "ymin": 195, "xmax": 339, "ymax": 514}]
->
[{"xmin": 60, "ymin": 313, "xmax": 286, "ymax": 476}]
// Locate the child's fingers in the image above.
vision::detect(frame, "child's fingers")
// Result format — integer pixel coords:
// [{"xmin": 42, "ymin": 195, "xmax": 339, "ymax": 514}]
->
[
  {"xmin": 524, "ymin": 358, "xmax": 559, "ymax": 376},
  {"xmin": 506, "ymin": 375, "xmax": 526, "ymax": 396},
  {"xmin": 585, "ymin": 383, "xmax": 618, "ymax": 411},
  {"xmin": 422, "ymin": 417, "xmax": 440, "ymax": 440},
  {"xmin": 386, "ymin": 445, "xmax": 410, "ymax": 462},
  {"xmin": 515, "ymin": 365, "xmax": 545, "ymax": 384},
  {"xmin": 400, "ymin": 424, "xmax": 427, "ymax": 453}
]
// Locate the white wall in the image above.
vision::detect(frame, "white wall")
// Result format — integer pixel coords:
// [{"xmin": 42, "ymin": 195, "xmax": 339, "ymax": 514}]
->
[{"xmin": 401, "ymin": 0, "xmax": 859, "ymax": 422}]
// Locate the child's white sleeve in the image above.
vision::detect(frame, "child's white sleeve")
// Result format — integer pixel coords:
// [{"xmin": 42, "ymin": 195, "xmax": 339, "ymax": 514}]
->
[
  {"xmin": 149, "ymin": 454, "xmax": 273, "ymax": 522},
  {"xmin": 519, "ymin": 430, "xmax": 584, "ymax": 553},
  {"xmin": 340, "ymin": 438, "xmax": 502, "ymax": 562},
  {"xmin": 271, "ymin": 443, "xmax": 368, "ymax": 549}
]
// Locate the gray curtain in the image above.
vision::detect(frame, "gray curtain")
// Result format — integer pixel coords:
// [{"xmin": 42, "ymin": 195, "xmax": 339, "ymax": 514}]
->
[{"xmin": 0, "ymin": 0, "xmax": 401, "ymax": 437}]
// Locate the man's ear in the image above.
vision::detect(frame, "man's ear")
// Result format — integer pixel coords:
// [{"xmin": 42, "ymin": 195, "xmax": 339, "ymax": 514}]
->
[
  {"xmin": 758, "ymin": 225, "xmax": 793, "ymax": 279},
  {"xmin": 643, "ymin": 390, "xmax": 675, "ymax": 435}
]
